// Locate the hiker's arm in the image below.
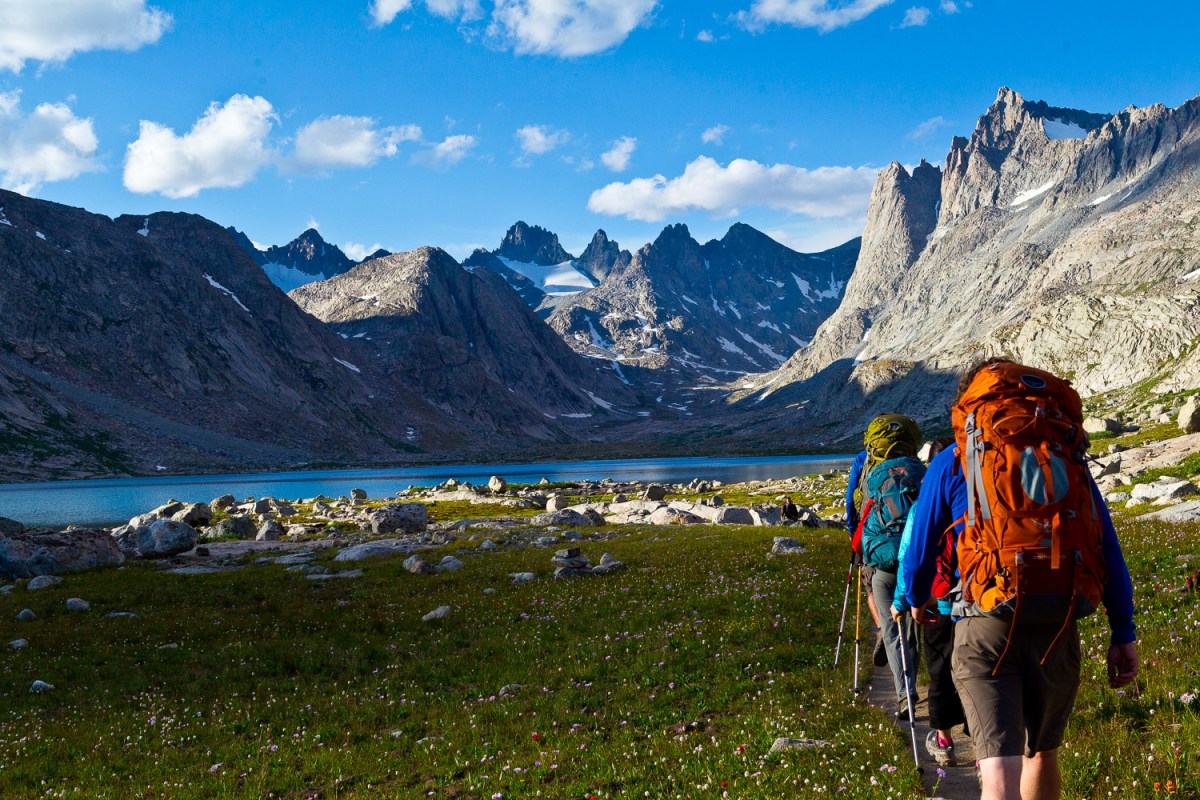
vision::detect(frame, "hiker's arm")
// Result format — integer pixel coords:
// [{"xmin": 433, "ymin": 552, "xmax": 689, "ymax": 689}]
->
[
  {"xmin": 893, "ymin": 505, "xmax": 918, "ymax": 614},
  {"xmin": 1095, "ymin": 481, "xmax": 1137, "ymax": 646},
  {"xmin": 904, "ymin": 448, "xmax": 960, "ymax": 609},
  {"xmin": 845, "ymin": 452, "xmax": 866, "ymax": 532}
]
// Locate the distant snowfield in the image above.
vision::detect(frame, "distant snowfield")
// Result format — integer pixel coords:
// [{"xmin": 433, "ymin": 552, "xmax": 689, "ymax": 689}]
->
[
  {"xmin": 498, "ymin": 256, "xmax": 596, "ymax": 296},
  {"xmin": 1010, "ymin": 180, "xmax": 1056, "ymax": 207},
  {"xmin": 1043, "ymin": 118, "xmax": 1089, "ymax": 140},
  {"xmin": 262, "ymin": 262, "xmax": 320, "ymax": 293}
]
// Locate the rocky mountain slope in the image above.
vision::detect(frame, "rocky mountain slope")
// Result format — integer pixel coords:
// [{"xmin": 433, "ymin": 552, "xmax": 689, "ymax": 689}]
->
[
  {"xmin": 462, "ymin": 222, "xmax": 600, "ymax": 311},
  {"xmin": 747, "ymin": 87, "xmax": 1200, "ymax": 438},
  {"xmin": 229, "ymin": 226, "xmax": 364, "ymax": 292},
  {"xmin": 288, "ymin": 247, "xmax": 641, "ymax": 431},
  {"xmin": 0, "ymin": 190, "xmax": 462, "ymax": 480}
]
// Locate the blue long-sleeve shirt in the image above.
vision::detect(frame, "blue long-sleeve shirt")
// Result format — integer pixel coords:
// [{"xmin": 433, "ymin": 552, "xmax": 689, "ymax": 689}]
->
[
  {"xmin": 845, "ymin": 450, "xmax": 868, "ymax": 532},
  {"xmin": 901, "ymin": 444, "xmax": 1136, "ymax": 645},
  {"xmin": 893, "ymin": 499, "xmax": 953, "ymax": 617}
]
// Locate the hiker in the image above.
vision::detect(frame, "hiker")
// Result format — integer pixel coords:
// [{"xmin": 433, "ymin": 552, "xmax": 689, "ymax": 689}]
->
[
  {"xmin": 845, "ymin": 450, "xmax": 887, "ymax": 666},
  {"xmin": 891, "ymin": 436, "xmax": 965, "ymax": 767},
  {"xmin": 781, "ymin": 496, "xmax": 800, "ymax": 522},
  {"xmin": 902, "ymin": 359, "xmax": 1138, "ymax": 800},
  {"xmin": 857, "ymin": 413, "xmax": 925, "ymax": 719}
]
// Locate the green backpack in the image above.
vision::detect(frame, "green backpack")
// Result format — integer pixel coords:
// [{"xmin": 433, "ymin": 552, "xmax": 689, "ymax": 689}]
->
[
  {"xmin": 861, "ymin": 456, "xmax": 927, "ymax": 572},
  {"xmin": 854, "ymin": 413, "xmax": 923, "ymax": 512}
]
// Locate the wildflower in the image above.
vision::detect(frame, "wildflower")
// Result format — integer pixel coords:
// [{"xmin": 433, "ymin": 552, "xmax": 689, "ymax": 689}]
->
[
  {"xmin": 936, "ymin": 768, "xmax": 946, "ymax": 778},
  {"xmin": 531, "ymin": 732, "xmax": 540, "ymax": 742}
]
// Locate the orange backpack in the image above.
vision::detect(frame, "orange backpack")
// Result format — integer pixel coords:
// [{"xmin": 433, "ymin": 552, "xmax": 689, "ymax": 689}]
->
[{"xmin": 952, "ymin": 362, "xmax": 1107, "ymax": 663}]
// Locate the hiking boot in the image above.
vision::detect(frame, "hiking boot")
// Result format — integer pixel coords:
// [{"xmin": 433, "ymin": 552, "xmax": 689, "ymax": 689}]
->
[
  {"xmin": 873, "ymin": 633, "xmax": 888, "ymax": 667},
  {"xmin": 895, "ymin": 701, "xmax": 910, "ymax": 722},
  {"xmin": 925, "ymin": 730, "xmax": 956, "ymax": 767}
]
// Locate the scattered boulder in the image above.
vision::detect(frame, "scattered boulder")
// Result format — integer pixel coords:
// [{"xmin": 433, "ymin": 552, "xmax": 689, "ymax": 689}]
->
[
  {"xmin": 0, "ymin": 517, "xmax": 25, "ymax": 536},
  {"xmin": 509, "ymin": 572, "xmax": 536, "ymax": 584},
  {"xmin": 1138, "ymin": 500, "xmax": 1200, "ymax": 523},
  {"xmin": 478, "ymin": 539, "xmax": 498, "ymax": 551},
  {"xmin": 1084, "ymin": 417, "xmax": 1121, "ymax": 435},
  {"xmin": 404, "ymin": 555, "xmax": 436, "ymax": 575},
  {"xmin": 714, "ymin": 506, "xmax": 754, "ymax": 526},
  {"xmin": 350, "ymin": 488, "xmax": 368, "ymax": 503},
  {"xmin": 436, "ymin": 556, "xmax": 465, "ymax": 572},
  {"xmin": 591, "ymin": 553, "xmax": 626, "ymax": 575},
  {"xmin": 1178, "ymin": 397, "xmax": 1200, "ymax": 434},
  {"xmin": 546, "ymin": 495, "xmax": 569, "ymax": 512},
  {"xmin": 29, "ymin": 680, "xmax": 54, "ymax": 694},
  {"xmin": 17, "ymin": 608, "xmax": 35, "ymax": 621},
  {"xmin": 27, "ymin": 575, "xmax": 63, "ymax": 590},
  {"xmin": 366, "ymin": 503, "xmax": 428, "ymax": 535},
  {"xmin": 422, "ymin": 605, "xmax": 451, "ymax": 622},
  {"xmin": 552, "ymin": 548, "xmax": 590, "ymax": 569},
  {"xmin": 533, "ymin": 509, "xmax": 602, "ymax": 527},
  {"xmin": 770, "ymin": 537, "xmax": 807, "ymax": 556},
  {"xmin": 252, "ymin": 498, "xmax": 273, "ymax": 514},
  {"xmin": 1090, "ymin": 455, "xmax": 1121, "ymax": 478},
  {"xmin": 118, "ymin": 519, "xmax": 197, "ymax": 559},
  {"xmin": 710, "ymin": 495, "xmax": 724, "ymax": 507},
  {"xmin": 1106, "ymin": 492, "xmax": 1132, "ymax": 504},
  {"xmin": 554, "ymin": 566, "xmax": 592, "ymax": 579},
  {"xmin": 488, "ymin": 476, "xmax": 508, "ymax": 494},
  {"xmin": 256, "ymin": 520, "xmax": 285, "ymax": 542},
  {"xmin": 202, "ymin": 515, "xmax": 257, "ymax": 541},
  {"xmin": 770, "ymin": 738, "xmax": 831, "ymax": 753},
  {"xmin": 499, "ymin": 683, "xmax": 522, "ymax": 697},
  {"xmin": 751, "ymin": 507, "xmax": 784, "ymax": 527},
  {"xmin": 210, "ymin": 494, "xmax": 236, "ymax": 511},
  {"xmin": 66, "ymin": 597, "xmax": 90, "ymax": 612},
  {"xmin": 644, "ymin": 484, "xmax": 668, "ymax": 501},
  {"xmin": 305, "ymin": 570, "xmax": 363, "ymax": 581},
  {"xmin": 1130, "ymin": 479, "xmax": 1198, "ymax": 503},
  {"xmin": 151, "ymin": 500, "xmax": 186, "ymax": 518},
  {"xmin": 9, "ymin": 639, "xmax": 27, "ymax": 650},
  {"xmin": 170, "ymin": 502, "xmax": 212, "ymax": 527},
  {"xmin": 335, "ymin": 541, "xmax": 410, "ymax": 561},
  {"xmin": 648, "ymin": 507, "xmax": 704, "ymax": 525},
  {"xmin": 0, "ymin": 528, "xmax": 124, "ymax": 579}
]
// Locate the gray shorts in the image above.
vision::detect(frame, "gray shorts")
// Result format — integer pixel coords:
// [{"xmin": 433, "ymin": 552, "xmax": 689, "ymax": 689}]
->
[
  {"xmin": 952, "ymin": 616, "xmax": 1081, "ymax": 759},
  {"xmin": 860, "ymin": 564, "xmax": 876, "ymax": 589}
]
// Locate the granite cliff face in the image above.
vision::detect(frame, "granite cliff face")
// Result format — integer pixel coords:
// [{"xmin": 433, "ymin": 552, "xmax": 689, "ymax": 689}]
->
[
  {"xmin": 289, "ymin": 247, "xmax": 639, "ymax": 431},
  {"xmin": 0, "ymin": 191, "xmax": 457, "ymax": 480},
  {"xmin": 755, "ymin": 87, "xmax": 1200, "ymax": 435}
]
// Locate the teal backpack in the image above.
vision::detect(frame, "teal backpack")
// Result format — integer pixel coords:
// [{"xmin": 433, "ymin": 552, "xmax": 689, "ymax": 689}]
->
[{"xmin": 861, "ymin": 456, "xmax": 926, "ymax": 573}]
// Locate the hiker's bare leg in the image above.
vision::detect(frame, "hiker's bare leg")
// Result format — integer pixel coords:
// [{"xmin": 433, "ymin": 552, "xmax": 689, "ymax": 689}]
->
[
  {"xmin": 978, "ymin": 756, "xmax": 1023, "ymax": 800},
  {"xmin": 1021, "ymin": 750, "xmax": 1061, "ymax": 800},
  {"xmin": 867, "ymin": 591, "xmax": 881, "ymax": 628}
]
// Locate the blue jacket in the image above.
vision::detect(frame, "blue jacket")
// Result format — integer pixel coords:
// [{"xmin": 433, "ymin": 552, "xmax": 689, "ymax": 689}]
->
[
  {"xmin": 901, "ymin": 444, "xmax": 1137, "ymax": 645},
  {"xmin": 845, "ymin": 450, "xmax": 868, "ymax": 532},
  {"xmin": 893, "ymin": 499, "xmax": 953, "ymax": 617}
]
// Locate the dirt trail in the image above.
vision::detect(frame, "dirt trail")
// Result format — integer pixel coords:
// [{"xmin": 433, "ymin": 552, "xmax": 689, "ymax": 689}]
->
[{"xmin": 865, "ymin": 659, "xmax": 979, "ymax": 799}]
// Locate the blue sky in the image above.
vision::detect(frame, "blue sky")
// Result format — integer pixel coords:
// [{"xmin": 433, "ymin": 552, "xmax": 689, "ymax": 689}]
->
[{"xmin": 2, "ymin": 0, "xmax": 1200, "ymax": 260}]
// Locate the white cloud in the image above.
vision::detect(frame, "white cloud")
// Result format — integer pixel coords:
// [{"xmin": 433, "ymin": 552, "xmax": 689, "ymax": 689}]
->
[
  {"xmin": 899, "ymin": 6, "xmax": 930, "ymax": 26},
  {"xmin": 292, "ymin": 116, "xmax": 421, "ymax": 171},
  {"xmin": 0, "ymin": 92, "xmax": 100, "ymax": 194},
  {"xmin": 369, "ymin": 0, "xmax": 482, "ymax": 25},
  {"xmin": 696, "ymin": 29, "xmax": 714, "ymax": 42},
  {"xmin": 123, "ymin": 94, "xmax": 276, "ymax": 198},
  {"xmin": 939, "ymin": 0, "xmax": 958, "ymax": 11},
  {"xmin": 740, "ymin": 0, "xmax": 894, "ymax": 32},
  {"xmin": 0, "ymin": 0, "xmax": 171, "ymax": 73},
  {"xmin": 587, "ymin": 156, "xmax": 879, "ymax": 222},
  {"xmin": 306, "ymin": 217, "xmax": 321, "ymax": 231},
  {"xmin": 515, "ymin": 124, "xmax": 569, "ymax": 155},
  {"xmin": 413, "ymin": 133, "xmax": 478, "ymax": 168},
  {"xmin": 488, "ymin": 0, "xmax": 658, "ymax": 56},
  {"xmin": 906, "ymin": 115, "xmax": 949, "ymax": 139},
  {"xmin": 369, "ymin": 0, "xmax": 413, "ymax": 26},
  {"xmin": 600, "ymin": 136, "xmax": 636, "ymax": 172},
  {"xmin": 342, "ymin": 241, "xmax": 385, "ymax": 261},
  {"xmin": 701, "ymin": 124, "xmax": 730, "ymax": 145}
]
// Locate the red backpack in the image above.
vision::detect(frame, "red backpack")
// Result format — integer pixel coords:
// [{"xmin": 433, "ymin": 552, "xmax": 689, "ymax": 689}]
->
[{"xmin": 952, "ymin": 362, "xmax": 1107, "ymax": 664}]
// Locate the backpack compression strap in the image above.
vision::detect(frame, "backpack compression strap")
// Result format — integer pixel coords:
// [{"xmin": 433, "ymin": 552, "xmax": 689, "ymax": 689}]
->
[{"xmin": 964, "ymin": 411, "xmax": 992, "ymax": 527}]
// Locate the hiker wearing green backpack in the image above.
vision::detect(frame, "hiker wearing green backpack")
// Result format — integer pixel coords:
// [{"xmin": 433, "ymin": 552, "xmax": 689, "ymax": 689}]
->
[
  {"xmin": 901, "ymin": 359, "xmax": 1137, "ymax": 800},
  {"xmin": 857, "ymin": 413, "xmax": 925, "ymax": 720}
]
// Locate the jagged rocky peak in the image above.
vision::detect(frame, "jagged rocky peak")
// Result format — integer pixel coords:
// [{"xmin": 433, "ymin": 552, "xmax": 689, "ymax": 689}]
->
[
  {"xmin": 576, "ymin": 229, "xmax": 631, "ymax": 282},
  {"xmin": 227, "ymin": 225, "xmax": 356, "ymax": 291},
  {"xmin": 498, "ymin": 221, "xmax": 573, "ymax": 265}
]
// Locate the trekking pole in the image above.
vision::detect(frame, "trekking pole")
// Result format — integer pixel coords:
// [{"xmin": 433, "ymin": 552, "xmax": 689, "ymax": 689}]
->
[
  {"xmin": 852, "ymin": 564, "xmax": 863, "ymax": 695},
  {"xmin": 833, "ymin": 551, "xmax": 854, "ymax": 668},
  {"xmin": 897, "ymin": 616, "xmax": 921, "ymax": 768}
]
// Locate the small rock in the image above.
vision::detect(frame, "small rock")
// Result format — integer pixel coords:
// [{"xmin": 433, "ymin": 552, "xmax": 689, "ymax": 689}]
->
[
  {"xmin": 483, "ymin": 587, "xmax": 497, "ymax": 595},
  {"xmin": 210, "ymin": 494, "xmax": 236, "ymax": 511},
  {"xmin": 27, "ymin": 575, "xmax": 63, "ymax": 591},
  {"xmin": 366, "ymin": 503, "xmax": 428, "ymax": 535},
  {"xmin": 30, "ymin": 680, "xmax": 55, "ymax": 693},
  {"xmin": 305, "ymin": 570, "xmax": 364, "ymax": 581},
  {"xmin": 106, "ymin": 611, "xmax": 139, "ymax": 619},
  {"xmin": 1106, "ymin": 492, "xmax": 1132, "ymax": 504},
  {"xmin": 1084, "ymin": 417, "xmax": 1121, "ymax": 435},
  {"xmin": 509, "ymin": 572, "xmax": 536, "ymax": 584},
  {"xmin": 770, "ymin": 737, "xmax": 831, "ymax": 753},
  {"xmin": 770, "ymin": 537, "xmax": 807, "ymax": 556},
  {"xmin": 1178, "ymin": 397, "xmax": 1200, "ymax": 433},
  {"xmin": 17, "ymin": 608, "xmax": 35, "ymax": 621},
  {"xmin": 256, "ymin": 520, "xmax": 285, "ymax": 542},
  {"xmin": 436, "ymin": 556, "xmax": 465, "ymax": 572},
  {"xmin": 644, "ymin": 484, "xmax": 667, "ymax": 501},
  {"xmin": 9, "ymin": 639, "xmax": 28, "ymax": 649},
  {"xmin": 194, "ymin": 546, "xmax": 210, "ymax": 557},
  {"xmin": 422, "ymin": 605, "xmax": 451, "ymax": 622},
  {"xmin": 478, "ymin": 539, "xmax": 498, "ymax": 551},
  {"xmin": 488, "ymin": 476, "xmax": 507, "ymax": 494},
  {"xmin": 498, "ymin": 683, "xmax": 522, "ymax": 697},
  {"xmin": 554, "ymin": 566, "xmax": 593, "ymax": 579},
  {"xmin": 710, "ymin": 495, "xmax": 724, "ymax": 507},
  {"xmin": 335, "ymin": 541, "xmax": 408, "ymax": 561},
  {"xmin": 350, "ymin": 488, "xmax": 368, "ymax": 503},
  {"xmin": 66, "ymin": 598, "xmax": 90, "ymax": 612},
  {"xmin": 404, "ymin": 555, "xmax": 436, "ymax": 575}
]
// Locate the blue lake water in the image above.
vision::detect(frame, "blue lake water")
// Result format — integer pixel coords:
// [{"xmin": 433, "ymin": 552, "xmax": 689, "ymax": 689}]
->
[{"xmin": 0, "ymin": 454, "xmax": 853, "ymax": 528}]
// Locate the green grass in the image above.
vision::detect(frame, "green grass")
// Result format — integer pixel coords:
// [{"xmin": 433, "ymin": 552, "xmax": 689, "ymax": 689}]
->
[{"xmin": 0, "ymin": 524, "xmax": 921, "ymax": 799}]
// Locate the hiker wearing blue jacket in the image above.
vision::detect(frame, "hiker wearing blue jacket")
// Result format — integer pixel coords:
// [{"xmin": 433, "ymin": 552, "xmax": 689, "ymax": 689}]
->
[{"xmin": 900, "ymin": 360, "xmax": 1138, "ymax": 800}]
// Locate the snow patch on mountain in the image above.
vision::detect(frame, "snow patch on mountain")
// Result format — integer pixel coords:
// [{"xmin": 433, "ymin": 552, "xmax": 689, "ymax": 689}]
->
[
  {"xmin": 1043, "ymin": 118, "xmax": 1089, "ymax": 140},
  {"xmin": 1010, "ymin": 180, "xmax": 1056, "ymax": 207},
  {"xmin": 261, "ymin": 262, "xmax": 323, "ymax": 293},
  {"xmin": 497, "ymin": 256, "xmax": 596, "ymax": 296},
  {"xmin": 203, "ymin": 274, "xmax": 251, "ymax": 314}
]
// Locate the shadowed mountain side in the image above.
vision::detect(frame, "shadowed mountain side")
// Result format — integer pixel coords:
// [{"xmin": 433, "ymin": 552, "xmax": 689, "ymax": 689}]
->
[
  {"xmin": 289, "ymin": 247, "xmax": 643, "ymax": 438},
  {"xmin": 0, "ymin": 190, "xmax": 462, "ymax": 480}
]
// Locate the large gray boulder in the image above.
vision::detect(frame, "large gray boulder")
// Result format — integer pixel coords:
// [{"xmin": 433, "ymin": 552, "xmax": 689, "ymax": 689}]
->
[
  {"xmin": 0, "ymin": 517, "xmax": 24, "ymax": 536},
  {"xmin": 1138, "ymin": 499, "xmax": 1200, "ymax": 523},
  {"xmin": 488, "ymin": 476, "xmax": 508, "ymax": 493},
  {"xmin": 117, "ymin": 519, "xmax": 197, "ymax": 559},
  {"xmin": 644, "ymin": 484, "xmax": 668, "ymax": 501},
  {"xmin": 201, "ymin": 515, "xmax": 257, "ymax": 541},
  {"xmin": 1083, "ymin": 417, "xmax": 1121, "ymax": 435},
  {"xmin": 1130, "ymin": 479, "xmax": 1198, "ymax": 502},
  {"xmin": 335, "ymin": 540, "xmax": 410, "ymax": 561},
  {"xmin": 256, "ymin": 520, "xmax": 284, "ymax": 542},
  {"xmin": 0, "ymin": 528, "xmax": 124, "ymax": 579},
  {"xmin": 714, "ymin": 506, "xmax": 755, "ymax": 525},
  {"xmin": 366, "ymin": 503, "xmax": 428, "ymax": 534},
  {"xmin": 546, "ymin": 495, "xmax": 569, "ymax": 512},
  {"xmin": 1178, "ymin": 397, "xmax": 1200, "ymax": 434},
  {"xmin": 210, "ymin": 494, "xmax": 236, "ymax": 511},
  {"xmin": 532, "ymin": 509, "xmax": 602, "ymax": 527},
  {"xmin": 171, "ymin": 502, "xmax": 212, "ymax": 527},
  {"xmin": 648, "ymin": 507, "xmax": 705, "ymax": 525}
]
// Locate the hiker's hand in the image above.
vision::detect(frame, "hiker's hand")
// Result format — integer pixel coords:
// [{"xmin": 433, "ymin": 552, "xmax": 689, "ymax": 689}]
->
[
  {"xmin": 890, "ymin": 605, "xmax": 904, "ymax": 624},
  {"xmin": 910, "ymin": 599, "xmax": 939, "ymax": 626},
  {"xmin": 1107, "ymin": 641, "xmax": 1139, "ymax": 688}
]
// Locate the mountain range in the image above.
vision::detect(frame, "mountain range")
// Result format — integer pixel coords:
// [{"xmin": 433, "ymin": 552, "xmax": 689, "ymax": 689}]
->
[{"xmin": 2, "ymin": 86, "xmax": 1199, "ymax": 480}]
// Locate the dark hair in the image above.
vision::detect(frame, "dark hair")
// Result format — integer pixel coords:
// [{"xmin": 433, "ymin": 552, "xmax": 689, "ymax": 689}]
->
[
  {"xmin": 927, "ymin": 436, "xmax": 955, "ymax": 458},
  {"xmin": 954, "ymin": 356, "xmax": 1013, "ymax": 404}
]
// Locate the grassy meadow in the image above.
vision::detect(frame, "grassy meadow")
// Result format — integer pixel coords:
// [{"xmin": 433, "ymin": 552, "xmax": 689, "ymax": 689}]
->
[{"xmin": 0, "ymin": 484, "xmax": 1197, "ymax": 798}]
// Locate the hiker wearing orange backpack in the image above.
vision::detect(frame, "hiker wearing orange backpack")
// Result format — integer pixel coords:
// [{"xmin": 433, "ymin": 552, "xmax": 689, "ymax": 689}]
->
[{"xmin": 901, "ymin": 359, "xmax": 1138, "ymax": 800}]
